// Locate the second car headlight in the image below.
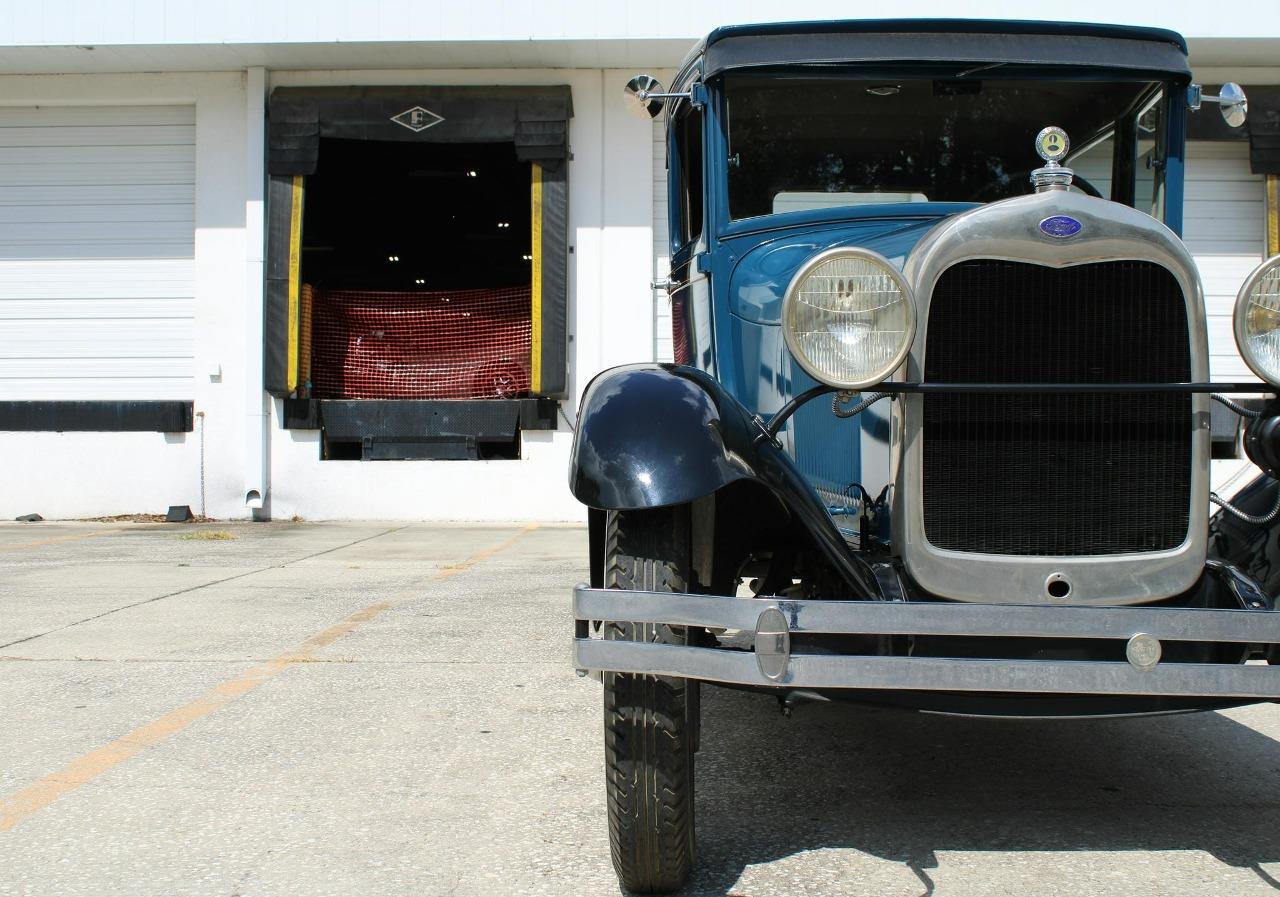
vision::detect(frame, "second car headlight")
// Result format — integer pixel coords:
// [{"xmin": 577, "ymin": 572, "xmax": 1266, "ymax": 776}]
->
[
  {"xmin": 1233, "ymin": 255, "xmax": 1280, "ymax": 386},
  {"xmin": 782, "ymin": 247, "xmax": 915, "ymax": 390}
]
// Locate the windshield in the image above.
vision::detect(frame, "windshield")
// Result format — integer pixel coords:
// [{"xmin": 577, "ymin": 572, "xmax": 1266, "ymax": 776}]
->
[{"xmin": 724, "ymin": 74, "xmax": 1165, "ymax": 220}]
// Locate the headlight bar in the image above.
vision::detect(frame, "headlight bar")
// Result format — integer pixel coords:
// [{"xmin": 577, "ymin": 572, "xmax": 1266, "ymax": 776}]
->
[{"xmin": 763, "ymin": 380, "xmax": 1276, "ymax": 441}]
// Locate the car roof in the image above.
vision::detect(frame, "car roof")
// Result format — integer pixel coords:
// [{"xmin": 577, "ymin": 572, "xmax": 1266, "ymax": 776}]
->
[
  {"xmin": 704, "ymin": 19, "xmax": 1187, "ymax": 53},
  {"xmin": 675, "ymin": 18, "xmax": 1189, "ymax": 84}
]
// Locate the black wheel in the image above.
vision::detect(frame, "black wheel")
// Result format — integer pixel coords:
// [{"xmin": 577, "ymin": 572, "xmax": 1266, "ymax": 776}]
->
[{"xmin": 602, "ymin": 506, "xmax": 698, "ymax": 893}]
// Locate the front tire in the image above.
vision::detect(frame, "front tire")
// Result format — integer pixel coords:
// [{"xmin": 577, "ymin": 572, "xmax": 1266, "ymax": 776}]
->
[{"xmin": 602, "ymin": 506, "xmax": 698, "ymax": 893}]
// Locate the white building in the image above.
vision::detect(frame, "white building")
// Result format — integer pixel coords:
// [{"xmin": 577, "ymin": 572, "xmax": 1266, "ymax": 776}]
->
[{"xmin": 0, "ymin": 1, "xmax": 1276, "ymax": 521}]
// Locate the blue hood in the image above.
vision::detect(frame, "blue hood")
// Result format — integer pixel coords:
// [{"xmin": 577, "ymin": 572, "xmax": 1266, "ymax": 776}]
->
[{"xmin": 725, "ymin": 203, "xmax": 975, "ymax": 325}]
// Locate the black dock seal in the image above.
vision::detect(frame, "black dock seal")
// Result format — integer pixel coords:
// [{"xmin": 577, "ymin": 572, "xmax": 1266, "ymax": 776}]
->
[{"xmin": 0, "ymin": 401, "xmax": 194, "ymax": 433}]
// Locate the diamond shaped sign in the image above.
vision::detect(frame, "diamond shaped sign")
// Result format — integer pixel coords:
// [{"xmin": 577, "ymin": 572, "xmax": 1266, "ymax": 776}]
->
[{"xmin": 391, "ymin": 106, "xmax": 444, "ymax": 133}]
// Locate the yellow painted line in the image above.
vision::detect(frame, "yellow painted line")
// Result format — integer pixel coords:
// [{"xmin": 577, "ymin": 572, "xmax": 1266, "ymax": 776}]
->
[
  {"xmin": 1267, "ymin": 175, "xmax": 1278, "ymax": 257},
  {"xmin": 530, "ymin": 162, "xmax": 543, "ymax": 394},
  {"xmin": 0, "ymin": 529, "xmax": 122, "ymax": 553},
  {"xmin": 286, "ymin": 174, "xmax": 304, "ymax": 393},
  {"xmin": 0, "ymin": 524, "xmax": 538, "ymax": 833}
]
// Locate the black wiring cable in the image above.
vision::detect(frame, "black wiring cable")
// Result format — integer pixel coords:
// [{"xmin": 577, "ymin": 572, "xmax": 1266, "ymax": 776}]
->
[
  {"xmin": 1206, "ymin": 392, "xmax": 1277, "ymax": 523},
  {"xmin": 1210, "ymin": 489, "xmax": 1280, "ymax": 525},
  {"xmin": 832, "ymin": 391, "xmax": 894, "ymax": 418},
  {"xmin": 1211, "ymin": 393, "xmax": 1262, "ymax": 419},
  {"xmin": 765, "ymin": 383, "xmax": 835, "ymax": 437}
]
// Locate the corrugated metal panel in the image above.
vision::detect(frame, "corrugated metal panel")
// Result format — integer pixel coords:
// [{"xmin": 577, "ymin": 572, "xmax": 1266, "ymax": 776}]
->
[
  {"xmin": 1185, "ymin": 142, "xmax": 1265, "ymax": 380},
  {"xmin": 0, "ymin": 105, "xmax": 195, "ymax": 400},
  {"xmin": 652, "ymin": 115, "xmax": 672, "ymax": 363}
]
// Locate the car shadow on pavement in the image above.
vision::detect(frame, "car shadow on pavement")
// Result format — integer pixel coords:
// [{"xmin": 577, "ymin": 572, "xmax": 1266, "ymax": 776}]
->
[{"xmin": 682, "ymin": 685, "xmax": 1280, "ymax": 895}]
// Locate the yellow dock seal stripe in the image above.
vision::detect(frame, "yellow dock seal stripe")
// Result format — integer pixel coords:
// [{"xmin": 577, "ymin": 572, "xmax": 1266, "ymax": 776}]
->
[
  {"xmin": 1267, "ymin": 175, "xmax": 1278, "ymax": 257},
  {"xmin": 530, "ymin": 163, "xmax": 543, "ymax": 394},
  {"xmin": 286, "ymin": 174, "xmax": 303, "ymax": 393}
]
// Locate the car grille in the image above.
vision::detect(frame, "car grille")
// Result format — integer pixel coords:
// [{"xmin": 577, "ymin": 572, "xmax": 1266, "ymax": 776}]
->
[{"xmin": 922, "ymin": 260, "xmax": 1192, "ymax": 556}]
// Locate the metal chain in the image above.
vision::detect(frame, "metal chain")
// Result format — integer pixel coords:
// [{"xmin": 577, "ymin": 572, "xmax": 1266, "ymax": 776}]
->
[
  {"xmin": 558, "ymin": 406, "xmax": 577, "ymax": 432},
  {"xmin": 196, "ymin": 411, "xmax": 206, "ymax": 520}
]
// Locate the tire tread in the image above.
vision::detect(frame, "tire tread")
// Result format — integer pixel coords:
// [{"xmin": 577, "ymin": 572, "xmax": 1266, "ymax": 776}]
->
[{"xmin": 603, "ymin": 507, "xmax": 696, "ymax": 893}]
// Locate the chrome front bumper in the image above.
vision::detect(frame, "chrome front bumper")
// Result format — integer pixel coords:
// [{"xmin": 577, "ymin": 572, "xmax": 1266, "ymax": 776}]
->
[{"xmin": 573, "ymin": 585, "xmax": 1280, "ymax": 698}]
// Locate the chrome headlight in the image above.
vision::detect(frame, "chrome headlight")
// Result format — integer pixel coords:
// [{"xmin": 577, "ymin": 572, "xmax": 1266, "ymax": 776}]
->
[
  {"xmin": 1233, "ymin": 255, "xmax": 1280, "ymax": 386},
  {"xmin": 782, "ymin": 247, "xmax": 915, "ymax": 389}
]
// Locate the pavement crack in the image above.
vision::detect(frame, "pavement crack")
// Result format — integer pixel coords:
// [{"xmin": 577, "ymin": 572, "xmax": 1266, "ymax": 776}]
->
[{"xmin": 0, "ymin": 525, "xmax": 407, "ymax": 651}]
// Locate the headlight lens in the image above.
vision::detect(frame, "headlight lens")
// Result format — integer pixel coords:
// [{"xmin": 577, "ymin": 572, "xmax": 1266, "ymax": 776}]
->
[
  {"xmin": 782, "ymin": 248, "xmax": 915, "ymax": 389},
  {"xmin": 1233, "ymin": 255, "xmax": 1280, "ymax": 386}
]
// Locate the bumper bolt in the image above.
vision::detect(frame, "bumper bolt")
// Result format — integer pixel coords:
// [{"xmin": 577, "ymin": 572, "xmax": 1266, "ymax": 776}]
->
[{"xmin": 1125, "ymin": 633, "xmax": 1162, "ymax": 671}]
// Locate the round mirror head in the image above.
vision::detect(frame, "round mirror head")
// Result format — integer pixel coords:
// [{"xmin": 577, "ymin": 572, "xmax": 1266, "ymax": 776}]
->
[
  {"xmin": 623, "ymin": 75, "xmax": 665, "ymax": 119},
  {"xmin": 1220, "ymin": 82, "xmax": 1248, "ymax": 128},
  {"xmin": 1035, "ymin": 126, "xmax": 1070, "ymax": 164}
]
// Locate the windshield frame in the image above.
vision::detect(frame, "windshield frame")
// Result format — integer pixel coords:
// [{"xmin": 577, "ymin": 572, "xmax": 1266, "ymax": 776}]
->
[{"xmin": 703, "ymin": 64, "xmax": 1188, "ymax": 240}]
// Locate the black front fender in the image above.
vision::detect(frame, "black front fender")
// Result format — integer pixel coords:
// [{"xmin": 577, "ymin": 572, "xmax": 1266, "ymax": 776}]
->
[
  {"xmin": 569, "ymin": 364, "xmax": 881, "ymax": 599},
  {"xmin": 569, "ymin": 364, "xmax": 756, "ymax": 509}
]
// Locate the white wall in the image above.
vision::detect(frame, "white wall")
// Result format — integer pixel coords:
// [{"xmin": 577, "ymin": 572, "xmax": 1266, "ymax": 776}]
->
[
  {"xmin": 0, "ymin": 65, "xmax": 658, "ymax": 522},
  {"xmin": 0, "ymin": 71, "xmax": 248, "ymax": 521},
  {"xmin": 2, "ymin": 0, "xmax": 1278, "ymax": 49}
]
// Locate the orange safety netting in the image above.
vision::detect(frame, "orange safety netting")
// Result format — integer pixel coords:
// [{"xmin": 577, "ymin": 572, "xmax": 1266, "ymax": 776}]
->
[{"xmin": 309, "ymin": 286, "xmax": 532, "ymax": 400}]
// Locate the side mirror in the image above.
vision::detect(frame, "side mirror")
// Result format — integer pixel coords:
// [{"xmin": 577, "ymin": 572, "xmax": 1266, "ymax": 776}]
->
[
  {"xmin": 1191, "ymin": 82, "xmax": 1249, "ymax": 128},
  {"xmin": 1216, "ymin": 82, "xmax": 1249, "ymax": 128},
  {"xmin": 623, "ymin": 75, "xmax": 667, "ymax": 119}
]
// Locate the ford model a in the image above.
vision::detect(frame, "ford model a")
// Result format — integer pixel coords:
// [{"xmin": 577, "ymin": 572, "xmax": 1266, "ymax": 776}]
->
[{"xmin": 568, "ymin": 20, "xmax": 1280, "ymax": 892}]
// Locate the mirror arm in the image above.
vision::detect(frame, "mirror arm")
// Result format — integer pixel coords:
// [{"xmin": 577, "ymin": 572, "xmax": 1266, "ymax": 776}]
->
[
  {"xmin": 1189, "ymin": 83, "xmax": 1243, "ymax": 107},
  {"xmin": 638, "ymin": 83, "xmax": 707, "ymax": 109}
]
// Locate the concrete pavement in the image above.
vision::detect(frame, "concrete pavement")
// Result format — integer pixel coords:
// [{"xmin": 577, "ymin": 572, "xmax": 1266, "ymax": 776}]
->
[{"xmin": 0, "ymin": 521, "xmax": 1278, "ymax": 896}]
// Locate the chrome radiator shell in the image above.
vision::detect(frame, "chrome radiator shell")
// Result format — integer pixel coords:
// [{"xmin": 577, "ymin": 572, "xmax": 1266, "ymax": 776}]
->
[{"xmin": 891, "ymin": 190, "xmax": 1210, "ymax": 605}]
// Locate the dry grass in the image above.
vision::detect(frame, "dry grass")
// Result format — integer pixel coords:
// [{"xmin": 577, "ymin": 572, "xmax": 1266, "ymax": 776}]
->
[
  {"xmin": 177, "ymin": 530, "xmax": 236, "ymax": 541},
  {"xmin": 80, "ymin": 513, "xmax": 218, "ymax": 523}
]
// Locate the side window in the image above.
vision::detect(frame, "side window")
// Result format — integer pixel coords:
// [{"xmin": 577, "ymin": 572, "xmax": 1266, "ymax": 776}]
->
[
  {"xmin": 1133, "ymin": 92, "xmax": 1167, "ymax": 220},
  {"xmin": 1067, "ymin": 89, "xmax": 1167, "ymax": 219},
  {"xmin": 671, "ymin": 107, "xmax": 704, "ymax": 251},
  {"xmin": 1068, "ymin": 137, "xmax": 1115, "ymax": 199}
]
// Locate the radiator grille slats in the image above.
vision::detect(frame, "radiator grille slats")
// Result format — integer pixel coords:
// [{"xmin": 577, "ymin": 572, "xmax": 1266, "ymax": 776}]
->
[{"xmin": 922, "ymin": 260, "xmax": 1191, "ymax": 556}]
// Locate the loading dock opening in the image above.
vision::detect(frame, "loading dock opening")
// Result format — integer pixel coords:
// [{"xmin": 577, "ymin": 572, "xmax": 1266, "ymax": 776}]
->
[
  {"xmin": 302, "ymin": 139, "xmax": 535, "ymax": 417},
  {"xmin": 263, "ymin": 86, "xmax": 572, "ymax": 461}
]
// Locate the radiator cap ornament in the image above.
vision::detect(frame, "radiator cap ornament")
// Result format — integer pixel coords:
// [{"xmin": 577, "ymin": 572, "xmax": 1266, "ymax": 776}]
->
[
  {"xmin": 1035, "ymin": 126, "xmax": 1070, "ymax": 163},
  {"xmin": 1030, "ymin": 125, "xmax": 1074, "ymax": 191}
]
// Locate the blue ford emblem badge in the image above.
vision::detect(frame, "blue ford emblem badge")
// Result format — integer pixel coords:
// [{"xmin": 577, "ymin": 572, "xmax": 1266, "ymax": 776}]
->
[{"xmin": 1039, "ymin": 215, "xmax": 1082, "ymax": 238}]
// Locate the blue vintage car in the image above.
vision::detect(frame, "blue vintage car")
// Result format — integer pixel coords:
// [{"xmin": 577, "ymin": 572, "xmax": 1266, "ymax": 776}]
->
[{"xmin": 567, "ymin": 19, "xmax": 1280, "ymax": 892}]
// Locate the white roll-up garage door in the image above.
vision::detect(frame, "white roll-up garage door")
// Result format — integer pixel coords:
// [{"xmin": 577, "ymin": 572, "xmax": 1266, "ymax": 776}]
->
[
  {"xmin": 652, "ymin": 117, "xmax": 673, "ymax": 363},
  {"xmin": 0, "ymin": 105, "xmax": 195, "ymax": 400},
  {"xmin": 1183, "ymin": 141, "xmax": 1266, "ymax": 379}
]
